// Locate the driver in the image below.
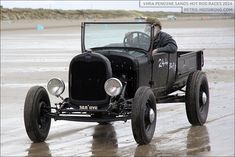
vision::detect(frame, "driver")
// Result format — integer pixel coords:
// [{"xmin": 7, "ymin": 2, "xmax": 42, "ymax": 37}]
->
[{"xmin": 146, "ymin": 17, "xmax": 178, "ymax": 55}]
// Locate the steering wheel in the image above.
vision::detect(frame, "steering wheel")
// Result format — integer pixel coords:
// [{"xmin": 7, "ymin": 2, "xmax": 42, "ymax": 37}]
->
[{"xmin": 123, "ymin": 31, "xmax": 150, "ymax": 50}]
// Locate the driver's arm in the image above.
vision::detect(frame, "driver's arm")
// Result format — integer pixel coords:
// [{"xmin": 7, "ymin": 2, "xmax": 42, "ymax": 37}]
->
[
  {"xmin": 152, "ymin": 32, "xmax": 177, "ymax": 55},
  {"xmin": 157, "ymin": 37, "xmax": 177, "ymax": 53}
]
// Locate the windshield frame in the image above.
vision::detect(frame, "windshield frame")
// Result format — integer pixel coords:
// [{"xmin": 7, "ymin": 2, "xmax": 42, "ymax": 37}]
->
[{"xmin": 81, "ymin": 22, "xmax": 154, "ymax": 53}]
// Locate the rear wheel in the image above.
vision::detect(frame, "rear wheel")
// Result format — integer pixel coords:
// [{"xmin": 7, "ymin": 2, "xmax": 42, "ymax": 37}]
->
[
  {"xmin": 24, "ymin": 86, "xmax": 51, "ymax": 142},
  {"xmin": 186, "ymin": 71, "xmax": 209, "ymax": 125},
  {"xmin": 131, "ymin": 86, "xmax": 157, "ymax": 145}
]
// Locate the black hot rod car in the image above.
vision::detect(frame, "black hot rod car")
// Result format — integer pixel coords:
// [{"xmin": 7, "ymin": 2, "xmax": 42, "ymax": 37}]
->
[{"xmin": 24, "ymin": 22, "xmax": 209, "ymax": 145}]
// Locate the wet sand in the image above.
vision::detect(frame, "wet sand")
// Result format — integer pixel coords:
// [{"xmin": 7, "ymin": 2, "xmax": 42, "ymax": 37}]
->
[{"xmin": 1, "ymin": 18, "xmax": 234, "ymax": 156}]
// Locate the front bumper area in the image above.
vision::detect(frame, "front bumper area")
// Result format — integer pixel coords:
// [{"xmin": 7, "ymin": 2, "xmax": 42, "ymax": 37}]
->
[
  {"xmin": 46, "ymin": 97, "xmax": 132, "ymax": 123},
  {"xmin": 48, "ymin": 113, "xmax": 130, "ymax": 122}
]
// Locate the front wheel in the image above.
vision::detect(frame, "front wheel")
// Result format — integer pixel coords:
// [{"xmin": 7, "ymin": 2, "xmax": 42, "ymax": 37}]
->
[
  {"xmin": 131, "ymin": 86, "xmax": 157, "ymax": 145},
  {"xmin": 24, "ymin": 86, "xmax": 51, "ymax": 142},
  {"xmin": 186, "ymin": 71, "xmax": 209, "ymax": 125}
]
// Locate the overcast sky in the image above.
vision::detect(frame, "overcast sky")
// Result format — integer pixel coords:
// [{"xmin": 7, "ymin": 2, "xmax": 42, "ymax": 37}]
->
[{"xmin": 0, "ymin": 1, "xmax": 180, "ymax": 12}]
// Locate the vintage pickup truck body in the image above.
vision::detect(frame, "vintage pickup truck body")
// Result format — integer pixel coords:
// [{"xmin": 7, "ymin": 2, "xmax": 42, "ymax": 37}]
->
[{"xmin": 24, "ymin": 22, "xmax": 209, "ymax": 145}]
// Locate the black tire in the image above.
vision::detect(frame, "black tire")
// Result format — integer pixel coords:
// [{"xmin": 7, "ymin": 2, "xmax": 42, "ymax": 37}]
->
[
  {"xmin": 131, "ymin": 86, "xmax": 157, "ymax": 145},
  {"xmin": 24, "ymin": 86, "xmax": 51, "ymax": 142},
  {"xmin": 186, "ymin": 71, "xmax": 209, "ymax": 125}
]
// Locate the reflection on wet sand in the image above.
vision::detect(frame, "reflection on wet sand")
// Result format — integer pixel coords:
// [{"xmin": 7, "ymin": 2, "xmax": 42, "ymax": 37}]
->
[
  {"xmin": 186, "ymin": 126, "xmax": 211, "ymax": 155},
  {"xmin": 134, "ymin": 126, "xmax": 210, "ymax": 156},
  {"xmin": 91, "ymin": 124, "xmax": 118, "ymax": 157},
  {"xmin": 27, "ymin": 142, "xmax": 52, "ymax": 157},
  {"xmin": 134, "ymin": 144, "xmax": 158, "ymax": 156},
  {"xmin": 26, "ymin": 125, "xmax": 210, "ymax": 156}
]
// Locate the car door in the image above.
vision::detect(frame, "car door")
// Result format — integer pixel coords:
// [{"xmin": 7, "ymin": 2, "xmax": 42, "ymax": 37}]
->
[{"xmin": 151, "ymin": 52, "xmax": 169, "ymax": 95}]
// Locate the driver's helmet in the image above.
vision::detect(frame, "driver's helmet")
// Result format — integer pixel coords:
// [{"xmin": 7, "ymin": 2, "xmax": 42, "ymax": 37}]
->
[{"xmin": 146, "ymin": 17, "xmax": 162, "ymax": 30}]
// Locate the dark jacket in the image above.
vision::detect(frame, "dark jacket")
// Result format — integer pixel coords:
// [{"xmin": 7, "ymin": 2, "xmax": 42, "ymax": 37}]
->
[{"xmin": 153, "ymin": 31, "xmax": 178, "ymax": 53}]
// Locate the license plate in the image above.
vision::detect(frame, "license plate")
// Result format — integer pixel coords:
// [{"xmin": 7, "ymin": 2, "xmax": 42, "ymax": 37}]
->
[{"xmin": 79, "ymin": 105, "xmax": 98, "ymax": 110}]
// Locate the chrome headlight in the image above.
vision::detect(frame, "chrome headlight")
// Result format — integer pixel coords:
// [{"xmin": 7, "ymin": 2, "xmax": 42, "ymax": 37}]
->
[
  {"xmin": 104, "ymin": 78, "xmax": 123, "ymax": 97},
  {"xmin": 47, "ymin": 78, "xmax": 65, "ymax": 97}
]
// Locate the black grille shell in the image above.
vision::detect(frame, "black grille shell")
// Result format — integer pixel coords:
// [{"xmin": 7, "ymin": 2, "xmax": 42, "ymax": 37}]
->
[{"xmin": 69, "ymin": 53, "xmax": 112, "ymax": 106}]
